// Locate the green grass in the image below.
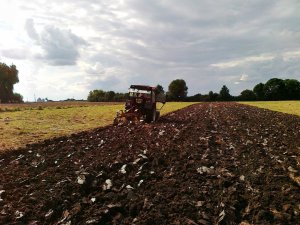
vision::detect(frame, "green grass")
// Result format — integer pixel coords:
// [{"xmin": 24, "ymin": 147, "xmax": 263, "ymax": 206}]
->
[
  {"xmin": 0, "ymin": 102, "xmax": 197, "ymax": 150},
  {"xmin": 240, "ymin": 101, "xmax": 300, "ymax": 117}
]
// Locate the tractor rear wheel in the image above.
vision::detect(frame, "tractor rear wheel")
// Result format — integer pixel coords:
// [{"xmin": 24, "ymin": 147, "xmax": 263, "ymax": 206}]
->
[
  {"xmin": 145, "ymin": 109, "xmax": 156, "ymax": 123},
  {"xmin": 156, "ymin": 111, "xmax": 160, "ymax": 121}
]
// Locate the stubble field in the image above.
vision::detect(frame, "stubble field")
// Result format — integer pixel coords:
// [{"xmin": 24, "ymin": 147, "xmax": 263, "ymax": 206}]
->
[
  {"xmin": 240, "ymin": 101, "xmax": 300, "ymax": 117},
  {"xmin": 0, "ymin": 101, "xmax": 196, "ymax": 151}
]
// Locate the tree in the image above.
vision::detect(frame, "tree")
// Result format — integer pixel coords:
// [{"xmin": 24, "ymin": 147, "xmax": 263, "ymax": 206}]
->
[
  {"xmin": 105, "ymin": 91, "xmax": 116, "ymax": 101},
  {"xmin": 155, "ymin": 84, "xmax": 165, "ymax": 95},
  {"xmin": 208, "ymin": 91, "xmax": 219, "ymax": 101},
  {"xmin": 11, "ymin": 93, "xmax": 23, "ymax": 103},
  {"xmin": 87, "ymin": 89, "xmax": 127, "ymax": 102},
  {"xmin": 219, "ymin": 85, "xmax": 231, "ymax": 101},
  {"xmin": 239, "ymin": 89, "xmax": 256, "ymax": 101},
  {"xmin": 168, "ymin": 79, "xmax": 188, "ymax": 101},
  {"xmin": 253, "ymin": 83, "xmax": 265, "ymax": 100},
  {"xmin": 87, "ymin": 89, "xmax": 105, "ymax": 102},
  {"xmin": 114, "ymin": 92, "xmax": 128, "ymax": 102},
  {"xmin": 186, "ymin": 93, "xmax": 202, "ymax": 102},
  {"xmin": 0, "ymin": 62, "xmax": 20, "ymax": 103},
  {"xmin": 263, "ymin": 78, "xmax": 286, "ymax": 100},
  {"xmin": 284, "ymin": 79, "xmax": 300, "ymax": 100}
]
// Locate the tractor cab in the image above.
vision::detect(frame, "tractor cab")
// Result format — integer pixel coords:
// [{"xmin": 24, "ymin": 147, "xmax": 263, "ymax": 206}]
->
[{"xmin": 126, "ymin": 85, "xmax": 156, "ymax": 113}]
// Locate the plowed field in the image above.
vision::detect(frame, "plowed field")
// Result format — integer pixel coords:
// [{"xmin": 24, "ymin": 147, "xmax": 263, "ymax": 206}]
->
[{"xmin": 1, "ymin": 103, "xmax": 300, "ymax": 225}]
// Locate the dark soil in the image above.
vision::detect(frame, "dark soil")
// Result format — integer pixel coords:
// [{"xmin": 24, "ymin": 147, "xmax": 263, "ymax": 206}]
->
[{"xmin": 1, "ymin": 103, "xmax": 300, "ymax": 225}]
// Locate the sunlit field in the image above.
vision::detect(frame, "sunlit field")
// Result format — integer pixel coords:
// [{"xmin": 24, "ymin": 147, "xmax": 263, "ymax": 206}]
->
[
  {"xmin": 0, "ymin": 101, "xmax": 197, "ymax": 151},
  {"xmin": 240, "ymin": 101, "xmax": 300, "ymax": 117}
]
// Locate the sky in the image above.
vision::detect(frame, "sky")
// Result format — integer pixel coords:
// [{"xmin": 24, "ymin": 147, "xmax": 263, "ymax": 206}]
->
[{"xmin": 0, "ymin": 0, "xmax": 300, "ymax": 101}]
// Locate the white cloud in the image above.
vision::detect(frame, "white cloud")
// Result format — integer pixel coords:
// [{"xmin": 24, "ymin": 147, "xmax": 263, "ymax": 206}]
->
[
  {"xmin": 210, "ymin": 55, "xmax": 275, "ymax": 69},
  {"xmin": 240, "ymin": 74, "xmax": 248, "ymax": 81},
  {"xmin": 0, "ymin": 48, "xmax": 30, "ymax": 60},
  {"xmin": 41, "ymin": 26, "xmax": 87, "ymax": 65},
  {"xmin": 25, "ymin": 18, "xmax": 39, "ymax": 41},
  {"xmin": 25, "ymin": 21, "xmax": 87, "ymax": 66},
  {"xmin": 234, "ymin": 73, "xmax": 248, "ymax": 85},
  {"xmin": 283, "ymin": 50, "xmax": 300, "ymax": 61}
]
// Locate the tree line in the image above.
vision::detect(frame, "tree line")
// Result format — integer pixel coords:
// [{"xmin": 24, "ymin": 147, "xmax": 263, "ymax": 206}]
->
[
  {"xmin": 185, "ymin": 78, "xmax": 300, "ymax": 102},
  {"xmin": 0, "ymin": 62, "xmax": 23, "ymax": 103},
  {"xmin": 165, "ymin": 79, "xmax": 234, "ymax": 102},
  {"xmin": 88, "ymin": 78, "xmax": 300, "ymax": 102},
  {"xmin": 87, "ymin": 90, "xmax": 129, "ymax": 102}
]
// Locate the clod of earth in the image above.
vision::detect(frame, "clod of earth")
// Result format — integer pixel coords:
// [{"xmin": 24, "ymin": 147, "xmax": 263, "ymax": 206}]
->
[
  {"xmin": 119, "ymin": 164, "xmax": 127, "ymax": 174},
  {"xmin": 0, "ymin": 103, "xmax": 300, "ymax": 224},
  {"xmin": 103, "ymin": 179, "xmax": 112, "ymax": 190},
  {"xmin": 0, "ymin": 190, "xmax": 5, "ymax": 201}
]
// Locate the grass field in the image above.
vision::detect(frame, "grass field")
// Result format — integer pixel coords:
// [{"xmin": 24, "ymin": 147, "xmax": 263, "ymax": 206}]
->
[
  {"xmin": 0, "ymin": 102, "xmax": 196, "ymax": 150},
  {"xmin": 240, "ymin": 101, "xmax": 300, "ymax": 117},
  {"xmin": 0, "ymin": 101, "xmax": 119, "ymax": 112}
]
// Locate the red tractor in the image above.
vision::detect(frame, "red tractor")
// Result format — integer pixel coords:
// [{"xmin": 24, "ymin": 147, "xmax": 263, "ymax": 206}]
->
[{"xmin": 114, "ymin": 85, "xmax": 166, "ymax": 125}]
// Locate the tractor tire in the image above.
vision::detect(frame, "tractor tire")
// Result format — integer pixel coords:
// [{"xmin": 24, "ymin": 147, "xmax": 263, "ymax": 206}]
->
[
  {"xmin": 145, "ymin": 111, "xmax": 152, "ymax": 123},
  {"xmin": 152, "ymin": 109, "xmax": 157, "ymax": 122},
  {"xmin": 145, "ymin": 109, "xmax": 156, "ymax": 123},
  {"xmin": 156, "ymin": 111, "xmax": 160, "ymax": 121}
]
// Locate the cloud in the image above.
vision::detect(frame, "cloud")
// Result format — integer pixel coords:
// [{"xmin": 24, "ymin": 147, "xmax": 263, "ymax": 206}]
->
[
  {"xmin": 82, "ymin": 62, "xmax": 106, "ymax": 75},
  {"xmin": 240, "ymin": 74, "xmax": 248, "ymax": 81},
  {"xmin": 210, "ymin": 55, "xmax": 275, "ymax": 69},
  {"xmin": 234, "ymin": 73, "xmax": 248, "ymax": 85},
  {"xmin": 283, "ymin": 50, "xmax": 300, "ymax": 61},
  {"xmin": 0, "ymin": 48, "xmax": 30, "ymax": 60},
  {"xmin": 38, "ymin": 26, "xmax": 87, "ymax": 65},
  {"xmin": 25, "ymin": 18, "xmax": 39, "ymax": 41},
  {"xmin": 25, "ymin": 19, "xmax": 87, "ymax": 65},
  {"xmin": 2, "ymin": 0, "xmax": 300, "ymax": 100}
]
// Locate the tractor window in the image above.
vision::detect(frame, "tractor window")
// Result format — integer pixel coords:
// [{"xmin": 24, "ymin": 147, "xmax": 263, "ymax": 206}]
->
[
  {"xmin": 129, "ymin": 92, "xmax": 137, "ymax": 97},
  {"xmin": 129, "ymin": 88, "xmax": 151, "ymax": 98}
]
